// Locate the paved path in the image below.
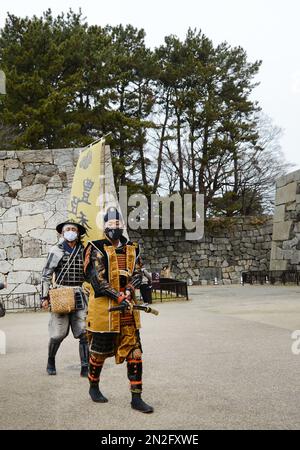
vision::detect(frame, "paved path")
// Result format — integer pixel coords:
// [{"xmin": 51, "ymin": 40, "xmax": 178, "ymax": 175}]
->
[{"xmin": 1, "ymin": 285, "xmax": 300, "ymax": 430}]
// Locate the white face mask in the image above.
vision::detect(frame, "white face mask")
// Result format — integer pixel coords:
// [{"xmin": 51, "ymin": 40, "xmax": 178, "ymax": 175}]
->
[{"xmin": 63, "ymin": 231, "xmax": 78, "ymax": 242}]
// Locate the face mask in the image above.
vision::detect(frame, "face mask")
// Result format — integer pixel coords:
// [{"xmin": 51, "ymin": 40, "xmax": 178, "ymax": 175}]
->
[
  {"xmin": 63, "ymin": 231, "xmax": 78, "ymax": 242},
  {"xmin": 105, "ymin": 228, "xmax": 123, "ymax": 240}
]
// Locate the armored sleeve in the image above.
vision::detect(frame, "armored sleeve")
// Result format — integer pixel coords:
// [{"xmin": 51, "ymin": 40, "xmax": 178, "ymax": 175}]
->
[
  {"xmin": 40, "ymin": 246, "xmax": 63, "ymax": 298},
  {"xmin": 84, "ymin": 245, "xmax": 119, "ymax": 301}
]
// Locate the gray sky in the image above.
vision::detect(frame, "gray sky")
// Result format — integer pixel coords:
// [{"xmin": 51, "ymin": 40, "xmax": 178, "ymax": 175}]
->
[{"xmin": 1, "ymin": 0, "xmax": 300, "ymax": 168}]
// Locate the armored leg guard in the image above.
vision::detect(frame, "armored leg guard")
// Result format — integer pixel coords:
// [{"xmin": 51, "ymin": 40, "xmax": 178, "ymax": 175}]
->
[
  {"xmin": 47, "ymin": 339, "xmax": 61, "ymax": 375},
  {"xmin": 127, "ymin": 358, "xmax": 153, "ymax": 413},
  {"xmin": 79, "ymin": 334, "xmax": 89, "ymax": 377},
  {"xmin": 88, "ymin": 354, "xmax": 108, "ymax": 403},
  {"xmin": 127, "ymin": 358, "xmax": 143, "ymax": 394}
]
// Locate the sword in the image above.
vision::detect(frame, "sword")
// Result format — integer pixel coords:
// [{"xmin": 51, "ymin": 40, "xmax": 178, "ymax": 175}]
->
[{"xmin": 108, "ymin": 303, "xmax": 159, "ymax": 316}]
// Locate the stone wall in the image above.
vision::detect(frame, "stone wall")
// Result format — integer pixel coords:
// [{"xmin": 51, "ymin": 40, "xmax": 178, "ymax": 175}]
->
[
  {"xmin": 131, "ymin": 217, "xmax": 273, "ymax": 284},
  {"xmin": 270, "ymin": 169, "xmax": 300, "ymax": 270},
  {"xmin": 0, "ymin": 148, "xmax": 274, "ymax": 293},
  {"xmin": 0, "ymin": 149, "xmax": 80, "ymax": 294}
]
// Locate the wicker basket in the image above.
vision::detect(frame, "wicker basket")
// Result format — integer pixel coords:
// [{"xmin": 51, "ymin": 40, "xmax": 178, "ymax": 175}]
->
[{"xmin": 49, "ymin": 287, "xmax": 76, "ymax": 314}]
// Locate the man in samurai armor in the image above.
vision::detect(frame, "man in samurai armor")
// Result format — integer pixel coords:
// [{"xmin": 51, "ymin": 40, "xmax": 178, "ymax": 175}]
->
[
  {"xmin": 83, "ymin": 207, "xmax": 154, "ymax": 413},
  {"xmin": 40, "ymin": 220, "xmax": 89, "ymax": 377},
  {"xmin": 0, "ymin": 281, "xmax": 6, "ymax": 317}
]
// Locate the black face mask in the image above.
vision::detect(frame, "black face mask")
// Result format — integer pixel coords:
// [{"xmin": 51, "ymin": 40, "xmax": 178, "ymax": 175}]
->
[{"xmin": 105, "ymin": 227, "xmax": 123, "ymax": 240}]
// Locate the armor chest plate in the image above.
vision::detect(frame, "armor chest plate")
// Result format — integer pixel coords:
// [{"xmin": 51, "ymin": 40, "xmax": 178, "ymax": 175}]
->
[{"xmin": 55, "ymin": 248, "xmax": 85, "ymax": 286}]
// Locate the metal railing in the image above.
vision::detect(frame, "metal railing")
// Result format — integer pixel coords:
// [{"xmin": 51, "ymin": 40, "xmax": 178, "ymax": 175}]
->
[
  {"xmin": 242, "ymin": 270, "xmax": 300, "ymax": 285},
  {"xmin": 151, "ymin": 277, "xmax": 189, "ymax": 301},
  {"xmin": 0, "ymin": 292, "xmax": 41, "ymax": 312},
  {"xmin": 0, "ymin": 280, "xmax": 189, "ymax": 313}
]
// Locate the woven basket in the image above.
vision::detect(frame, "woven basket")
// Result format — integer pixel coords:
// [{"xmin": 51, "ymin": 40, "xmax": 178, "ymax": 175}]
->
[{"xmin": 49, "ymin": 287, "xmax": 76, "ymax": 314}]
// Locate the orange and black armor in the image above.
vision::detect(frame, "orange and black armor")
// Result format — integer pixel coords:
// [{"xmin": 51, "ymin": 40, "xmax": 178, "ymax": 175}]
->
[{"xmin": 84, "ymin": 235, "xmax": 144, "ymax": 392}]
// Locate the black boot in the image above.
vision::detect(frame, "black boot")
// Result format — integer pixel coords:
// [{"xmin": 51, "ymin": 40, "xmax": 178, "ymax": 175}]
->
[
  {"xmin": 131, "ymin": 393, "xmax": 154, "ymax": 413},
  {"xmin": 79, "ymin": 335, "xmax": 89, "ymax": 377},
  {"xmin": 89, "ymin": 382, "xmax": 108, "ymax": 403},
  {"xmin": 47, "ymin": 340, "xmax": 61, "ymax": 375}
]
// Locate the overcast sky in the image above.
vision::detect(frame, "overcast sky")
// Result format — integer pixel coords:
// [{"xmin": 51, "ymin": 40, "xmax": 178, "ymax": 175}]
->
[{"xmin": 1, "ymin": 0, "xmax": 299, "ymax": 168}]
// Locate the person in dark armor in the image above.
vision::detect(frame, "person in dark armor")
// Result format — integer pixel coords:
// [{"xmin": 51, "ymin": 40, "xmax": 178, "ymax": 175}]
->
[
  {"xmin": 40, "ymin": 220, "xmax": 89, "ymax": 377},
  {"xmin": 0, "ymin": 282, "xmax": 5, "ymax": 317},
  {"xmin": 83, "ymin": 207, "xmax": 154, "ymax": 413}
]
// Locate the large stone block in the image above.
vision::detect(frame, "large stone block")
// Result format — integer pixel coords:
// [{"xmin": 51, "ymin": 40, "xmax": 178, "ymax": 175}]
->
[
  {"xmin": 5, "ymin": 151, "xmax": 17, "ymax": 159},
  {"xmin": 0, "ymin": 234, "xmax": 19, "ymax": 249},
  {"xmin": 53, "ymin": 149, "xmax": 74, "ymax": 167},
  {"xmin": 24, "ymin": 164, "xmax": 38, "ymax": 174},
  {"xmin": 22, "ymin": 237, "xmax": 41, "ymax": 258},
  {"xmin": 17, "ymin": 214, "xmax": 45, "ymax": 235},
  {"xmin": 0, "ymin": 260, "xmax": 13, "ymax": 273},
  {"xmin": 46, "ymin": 211, "xmax": 66, "ymax": 229},
  {"xmin": 282, "ymin": 237, "xmax": 298, "ymax": 249},
  {"xmin": 276, "ymin": 174, "xmax": 288, "ymax": 189},
  {"xmin": 48, "ymin": 174, "xmax": 63, "ymax": 189},
  {"xmin": 64, "ymin": 166, "xmax": 76, "ymax": 186},
  {"xmin": 3, "ymin": 222, "xmax": 17, "ymax": 234},
  {"xmin": 0, "ymin": 182, "xmax": 9, "ymax": 195},
  {"xmin": 29, "ymin": 229, "xmax": 58, "ymax": 244},
  {"xmin": 5, "ymin": 168, "xmax": 22, "ymax": 182},
  {"xmin": 273, "ymin": 204, "xmax": 286, "ymax": 223},
  {"xmin": 286, "ymin": 202, "xmax": 296, "ymax": 211},
  {"xmin": 0, "ymin": 161, "xmax": 3, "ymax": 181},
  {"xmin": 0, "ymin": 249, "xmax": 6, "ymax": 260},
  {"xmin": 55, "ymin": 197, "xmax": 68, "ymax": 215},
  {"xmin": 39, "ymin": 164, "xmax": 57, "ymax": 177},
  {"xmin": 0, "ymin": 196, "xmax": 12, "ymax": 209},
  {"xmin": 7, "ymin": 246, "xmax": 22, "ymax": 259},
  {"xmin": 272, "ymin": 221, "xmax": 293, "ymax": 241},
  {"xmin": 270, "ymin": 259, "xmax": 288, "ymax": 270},
  {"xmin": 269, "ymin": 259, "xmax": 288, "ymax": 270},
  {"xmin": 13, "ymin": 258, "xmax": 46, "ymax": 272},
  {"xmin": 7, "ymin": 271, "xmax": 31, "ymax": 284},
  {"xmin": 22, "ymin": 175, "xmax": 35, "ymax": 187},
  {"xmin": 8, "ymin": 181, "xmax": 22, "ymax": 190},
  {"xmin": 17, "ymin": 184, "xmax": 47, "ymax": 202},
  {"xmin": 34, "ymin": 174, "xmax": 50, "ymax": 185},
  {"xmin": 4, "ymin": 158, "xmax": 19, "ymax": 168},
  {"xmin": 73, "ymin": 148, "xmax": 82, "ymax": 164},
  {"xmin": 283, "ymin": 249, "xmax": 296, "ymax": 260},
  {"xmin": 0, "ymin": 206, "xmax": 21, "ymax": 221},
  {"xmin": 44, "ymin": 211, "xmax": 54, "ymax": 222},
  {"xmin": 277, "ymin": 170, "xmax": 300, "ymax": 188},
  {"xmin": 18, "ymin": 150, "xmax": 52, "ymax": 163},
  {"xmin": 275, "ymin": 182, "xmax": 297, "ymax": 206},
  {"xmin": 19, "ymin": 201, "xmax": 50, "ymax": 216},
  {"xmin": 291, "ymin": 252, "xmax": 300, "ymax": 265}
]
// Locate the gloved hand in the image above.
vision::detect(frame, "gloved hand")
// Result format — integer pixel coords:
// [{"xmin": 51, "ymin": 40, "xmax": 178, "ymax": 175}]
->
[
  {"xmin": 117, "ymin": 292, "xmax": 133, "ymax": 311},
  {"xmin": 41, "ymin": 296, "xmax": 50, "ymax": 310}
]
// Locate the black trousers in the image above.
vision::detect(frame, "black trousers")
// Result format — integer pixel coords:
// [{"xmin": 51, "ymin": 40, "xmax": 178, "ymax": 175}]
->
[{"xmin": 140, "ymin": 284, "xmax": 152, "ymax": 304}]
